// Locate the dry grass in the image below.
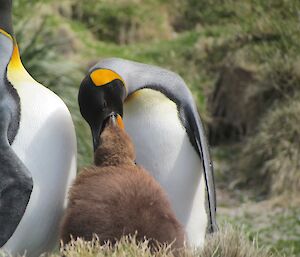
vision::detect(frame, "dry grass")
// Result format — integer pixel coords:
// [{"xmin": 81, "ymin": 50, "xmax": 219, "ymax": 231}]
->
[
  {"xmin": 199, "ymin": 225, "xmax": 276, "ymax": 257},
  {"xmin": 33, "ymin": 225, "xmax": 276, "ymax": 257},
  {"xmin": 0, "ymin": 225, "xmax": 278, "ymax": 257}
]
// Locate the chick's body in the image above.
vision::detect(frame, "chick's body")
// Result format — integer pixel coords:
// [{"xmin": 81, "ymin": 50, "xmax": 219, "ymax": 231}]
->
[{"xmin": 61, "ymin": 121, "xmax": 185, "ymax": 250}]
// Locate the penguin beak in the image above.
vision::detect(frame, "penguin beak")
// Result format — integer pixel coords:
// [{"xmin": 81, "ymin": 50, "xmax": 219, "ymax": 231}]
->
[
  {"xmin": 91, "ymin": 115, "xmax": 110, "ymax": 152},
  {"xmin": 91, "ymin": 126, "xmax": 102, "ymax": 152},
  {"xmin": 91, "ymin": 113, "xmax": 124, "ymax": 151},
  {"xmin": 107, "ymin": 113, "xmax": 125, "ymax": 129}
]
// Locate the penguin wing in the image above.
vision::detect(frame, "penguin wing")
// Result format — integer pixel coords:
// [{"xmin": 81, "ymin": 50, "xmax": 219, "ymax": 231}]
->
[
  {"xmin": 0, "ymin": 145, "xmax": 33, "ymax": 247},
  {"xmin": 0, "ymin": 31, "xmax": 33, "ymax": 247},
  {"xmin": 0, "ymin": 92, "xmax": 33, "ymax": 247},
  {"xmin": 179, "ymin": 103, "xmax": 218, "ymax": 233}
]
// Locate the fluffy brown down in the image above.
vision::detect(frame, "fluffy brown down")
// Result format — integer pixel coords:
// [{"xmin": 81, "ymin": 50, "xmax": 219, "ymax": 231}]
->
[{"xmin": 60, "ymin": 120, "xmax": 185, "ymax": 252}]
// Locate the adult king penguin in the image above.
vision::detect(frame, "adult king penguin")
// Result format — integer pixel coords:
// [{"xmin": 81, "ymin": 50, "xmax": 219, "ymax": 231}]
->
[
  {"xmin": 0, "ymin": 1, "xmax": 77, "ymax": 256},
  {"xmin": 78, "ymin": 58, "xmax": 217, "ymax": 248}
]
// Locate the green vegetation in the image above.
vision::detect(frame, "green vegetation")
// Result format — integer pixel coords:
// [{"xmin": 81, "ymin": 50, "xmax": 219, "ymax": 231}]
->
[
  {"xmin": 10, "ymin": 0, "xmax": 300, "ymax": 256},
  {"xmin": 72, "ymin": 0, "xmax": 172, "ymax": 44},
  {"xmin": 236, "ymin": 99, "xmax": 300, "ymax": 196},
  {"xmin": 218, "ymin": 195, "xmax": 300, "ymax": 257}
]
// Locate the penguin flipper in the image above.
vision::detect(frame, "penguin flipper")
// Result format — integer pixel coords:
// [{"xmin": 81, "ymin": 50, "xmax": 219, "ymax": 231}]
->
[
  {"xmin": 0, "ymin": 101, "xmax": 33, "ymax": 247},
  {"xmin": 180, "ymin": 105, "xmax": 217, "ymax": 233},
  {"xmin": 0, "ymin": 147, "xmax": 33, "ymax": 247},
  {"xmin": 0, "ymin": 2, "xmax": 33, "ymax": 248}
]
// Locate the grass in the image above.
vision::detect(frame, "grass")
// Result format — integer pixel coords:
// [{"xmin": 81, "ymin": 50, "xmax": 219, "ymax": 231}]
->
[
  {"xmin": 0, "ymin": 225, "xmax": 273, "ymax": 257},
  {"xmin": 54, "ymin": 225, "xmax": 279, "ymax": 257},
  {"xmin": 218, "ymin": 197, "xmax": 300, "ymax": 257},
  {"xmin": 236, "ymin": 98, "xmax": 300, "ymax": 196}
]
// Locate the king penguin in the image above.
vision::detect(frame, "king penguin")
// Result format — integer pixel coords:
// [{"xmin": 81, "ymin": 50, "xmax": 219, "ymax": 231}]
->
[
  {"xmin": 78, "ymin": 57, "xmax": 217, "ymax": 248},
  {"xmin": 0, "ymin": 1, "xmax": 77, "ymax": 256}
]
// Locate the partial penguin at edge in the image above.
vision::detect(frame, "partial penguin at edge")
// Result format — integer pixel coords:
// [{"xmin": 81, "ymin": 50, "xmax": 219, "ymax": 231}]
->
[{"xmin": 0, "ymin": 1, "xmax": 77, "ymax": 256}]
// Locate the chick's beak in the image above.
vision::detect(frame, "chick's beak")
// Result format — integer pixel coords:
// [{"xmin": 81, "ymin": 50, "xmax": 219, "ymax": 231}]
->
[
  {"xmin": 116, "ymin": 114, "xmax": 125, "ymax": 129},
  {"xmin": 91, "ymin": 113, "xmax": 124, "ymax": 151},
  {"xmin": 106, "ymin": 113, "xmax": 124, "ymax": 129}
]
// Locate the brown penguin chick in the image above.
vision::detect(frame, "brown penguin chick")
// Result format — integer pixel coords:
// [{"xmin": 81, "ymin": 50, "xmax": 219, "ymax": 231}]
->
[{"xmin": 60, "ymin": 116, "xmax": 185, "ymax": 252}]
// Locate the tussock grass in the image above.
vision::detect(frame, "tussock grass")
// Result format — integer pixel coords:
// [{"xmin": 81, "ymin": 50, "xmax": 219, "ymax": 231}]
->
[
  {"xmin": 1, "ymin": 225, "xmax": 276, "ymax": 256},
  {"xmin": 199, "ymin": 225, "xmax": 276, "ymax": 257},
  {"xmin": 56, "ymin": 236, "xmax": 176, "ymax": 257},
  {"xmin": 237, "ymin": 98, "xmax": 300, "ymax": 196},
  {"xmin": 71, "ymin": 0, "xmax": 173, "ymax": 44},
  {"xmin": 0, "ymin": 225, "xmax": 280, "ymax": 257},
  {"xmin": 37, "ymin": 225, "xmax": 275, "ymax": 257}
]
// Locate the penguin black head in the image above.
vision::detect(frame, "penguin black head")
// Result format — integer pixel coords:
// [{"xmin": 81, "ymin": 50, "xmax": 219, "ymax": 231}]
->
[
  {"xmin": 78, "ymin": 69, "xmax": 127, "ymax": 151},
  {"xmin": 0, "ymin": 0, "xmax": 13, "ymax": 37}
]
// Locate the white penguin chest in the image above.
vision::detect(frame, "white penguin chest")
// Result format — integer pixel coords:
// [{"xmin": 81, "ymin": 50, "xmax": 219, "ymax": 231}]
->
[
  {"xmin": 124, "ymin": 89, "xmax": 187, "ymax": 180},
  {"xmin": 3, "ymin": 82, "xmax": 77, "ymax": 257},
  {"xmin": 123, "ymin": 89, "xmax": 207, "ymax": 247}
]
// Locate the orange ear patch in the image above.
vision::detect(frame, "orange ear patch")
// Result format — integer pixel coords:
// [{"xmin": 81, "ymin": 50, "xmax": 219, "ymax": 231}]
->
[{"xmin": 90, "ymin": 69, "xmax": 125, "ymax": 87}]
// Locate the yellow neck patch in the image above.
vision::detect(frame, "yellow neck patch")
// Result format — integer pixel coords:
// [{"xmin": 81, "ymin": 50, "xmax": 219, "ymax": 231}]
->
[
  {"xmin": 7, "ymin": 43, "xmax": 36, "ymax": 86},
  {"xmin": 90, "ymin": 69, "xmax": 125, "ymax": 87},
  {"xmin": 0, "ymin": 29, "xmax": 34, "ymax": 86},
  {"xmin": 9, "ymin": 43, "xmax": 23, "ymax": 70}
]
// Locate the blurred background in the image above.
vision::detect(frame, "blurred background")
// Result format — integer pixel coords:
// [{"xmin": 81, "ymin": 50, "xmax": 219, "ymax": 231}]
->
[{"xmin": 13, "ymin": 0, "xmax": 300, "ymax": 255}]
